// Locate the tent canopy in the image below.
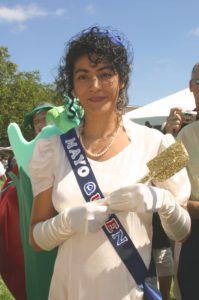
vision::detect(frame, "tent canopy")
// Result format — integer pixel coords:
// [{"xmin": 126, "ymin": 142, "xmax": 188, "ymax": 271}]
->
[{"xmin": 126, "ymin": 89, "xmax": 195, "ymax": 126}]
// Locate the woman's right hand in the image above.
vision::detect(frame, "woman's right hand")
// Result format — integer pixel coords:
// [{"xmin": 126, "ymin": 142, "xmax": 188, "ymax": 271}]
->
[
  {"xmin": 68, "ymin": 202, "xmax": 109, "ymax": 234},
  {"xmin": 31, "ymin": 202, "xmax": 109, "ymax": 251}
]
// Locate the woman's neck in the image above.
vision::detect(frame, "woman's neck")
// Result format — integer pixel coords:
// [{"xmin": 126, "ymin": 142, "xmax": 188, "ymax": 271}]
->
[{"xmin": 82, "ymin": 112, "xmax": 120, "ymax": 140}]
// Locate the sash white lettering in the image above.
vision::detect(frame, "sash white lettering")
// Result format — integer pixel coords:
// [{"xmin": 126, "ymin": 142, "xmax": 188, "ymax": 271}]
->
[
  {"xmin": 78, "ymin": 166, "xmax": 90, "ymax": 177},
  {"xmin": 112, "ymin": 229, "xmax": 128, "ymax": 246},
  {"xmin": 69, "ymin": 148, "xmax": 81, "ymax": 160},
  {"xmin": 74, "ymin": 154, "xmax": 86, "ymax": 166},
  {"xmin": 65, "ymin": 137, "xmax": 89, "ymax": 177},
  {"xmin": 65, "ymin": 137, "xmax": 77, "ymax": 149}
]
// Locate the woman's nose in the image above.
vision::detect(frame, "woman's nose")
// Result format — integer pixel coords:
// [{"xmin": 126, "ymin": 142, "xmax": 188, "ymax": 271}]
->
[{"xmin": 89, "ymin": 76, "xmax": 101, "ymax": 90}]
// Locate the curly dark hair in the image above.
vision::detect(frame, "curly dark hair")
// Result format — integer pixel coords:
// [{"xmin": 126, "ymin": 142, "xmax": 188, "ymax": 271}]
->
[{"xmin": 56, "ymin": 26, "xmax": 133, "ymax": 112}]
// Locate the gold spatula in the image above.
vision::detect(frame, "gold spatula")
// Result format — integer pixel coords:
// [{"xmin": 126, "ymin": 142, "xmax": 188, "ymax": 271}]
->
[{"xmin": 139, "ymin": 141, "xmax": 189, "ymax": 183}]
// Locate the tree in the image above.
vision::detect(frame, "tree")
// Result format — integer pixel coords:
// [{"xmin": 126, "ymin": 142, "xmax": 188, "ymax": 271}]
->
[{"xmin": 0, "ymin": 47, "xmax": 62, "ymax": 146}]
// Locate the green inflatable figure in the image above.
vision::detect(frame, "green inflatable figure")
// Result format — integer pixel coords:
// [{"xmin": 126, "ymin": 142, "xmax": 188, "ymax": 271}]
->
[
  {"xmin": 46, "ymin": 95, "xmax": 84, "ymax": 134},
  {"xmin": 7, "ymin": 96, "xmax": 83, "ymax": 300}
]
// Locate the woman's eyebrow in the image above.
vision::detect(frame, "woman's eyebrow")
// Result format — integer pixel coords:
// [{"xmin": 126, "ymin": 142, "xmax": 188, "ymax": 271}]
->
[
  {"xmin": 74, "ymin": 65, "xmax": 114, "ymax": 74},
  {"xmin": 97, "ymin": 66, "xmax": 113, "ymax": 72},
  {"xmin": 74, "ymin": 68, "xmax": 89, "ymax": 74}
]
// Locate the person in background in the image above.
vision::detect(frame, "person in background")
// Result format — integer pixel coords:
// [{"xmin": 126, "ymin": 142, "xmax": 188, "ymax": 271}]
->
[
  {"xmin": 24, "ymin": 102, "xmax": 55, "ymax": 135},
  {"xmin": 0, "ymin": 159, "xmax": 7, "ymax": 181},
  {"xmin": 163, "ymin": 62, "xmax": 199, "ymax": 136},
  {"xmin": 0, "ymin": 102, "xmax": 54, "ymax": 300},
  {"xmin": 174, "ymin": 63, "xmax": 199, "ymax": 300},
  {"xmin": 163, "ymin": 63, "xmax": 199, "ymax": 299},
  {"xmin": 176, "ymin": 119, "xmax": 199, "ymax": 300},
  {"xmin": 28, "ymin": 26, "xmax": 191, "ymax": 300}
]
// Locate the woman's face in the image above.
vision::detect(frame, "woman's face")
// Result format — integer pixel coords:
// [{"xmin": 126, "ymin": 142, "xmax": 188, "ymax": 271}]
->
[{"xmin": 73, "ymin": 55, "xmax": 124, "ymax": 116}]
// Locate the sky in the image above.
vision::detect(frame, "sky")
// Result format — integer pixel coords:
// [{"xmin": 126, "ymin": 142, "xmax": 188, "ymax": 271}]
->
[{"xmin": 0, "ymin": 0, "xmax": 199, "ymax": 106}]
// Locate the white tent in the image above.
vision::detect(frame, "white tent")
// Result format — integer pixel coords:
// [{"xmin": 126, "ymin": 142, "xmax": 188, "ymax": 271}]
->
[{"xmin": 126, "ymin": 88, "xmax": 195, "ymax": 127}]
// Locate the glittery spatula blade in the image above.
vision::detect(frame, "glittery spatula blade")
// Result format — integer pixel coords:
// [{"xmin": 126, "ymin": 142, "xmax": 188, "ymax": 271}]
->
[{"xmin": 138, "ymin": 141, "xmax": 189, "ymax": 183}]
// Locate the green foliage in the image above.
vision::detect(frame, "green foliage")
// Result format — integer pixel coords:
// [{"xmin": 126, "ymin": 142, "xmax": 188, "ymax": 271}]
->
[
  {"xmin": 0, "ymin": 278, "xmax": 14, "ymax": 300},
  {"xmin": 0, "ymin": 47, "xmax": 62, "ymax": 145}
]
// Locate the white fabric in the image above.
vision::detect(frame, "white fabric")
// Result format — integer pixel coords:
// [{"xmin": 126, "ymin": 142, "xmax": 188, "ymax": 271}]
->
[
  {"xmin": 159, "ymin": 200, "xmax": 190, "ymax": 241},
  {"xmin": 103, "ymin": 183, "xmax": 191, "ymax": 241},
  {"xmin": 177, "ymin": 120, "xmax": 199, "ymax": 201},
  {"xmin": 0, "ymin": 161, "xmax": 6, "ymax": 176},
  {"xmin": 28, "ymin": 116, "xmax": 191, "ymax": 300},
  {"xmin": 33, "ymin": 203, "xmax": 109, "ymax": 251}
]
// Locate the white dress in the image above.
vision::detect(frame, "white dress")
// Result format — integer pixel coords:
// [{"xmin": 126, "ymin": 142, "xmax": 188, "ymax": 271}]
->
[{"xmin": 28, "ymin": 116, "xmax": 190, "ymax": 300}]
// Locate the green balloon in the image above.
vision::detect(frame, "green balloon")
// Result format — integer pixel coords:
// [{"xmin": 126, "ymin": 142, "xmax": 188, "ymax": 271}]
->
[
  {"xmin": 8, "ymin": 96, "xmax": 83, "ymax": 175},
  {"xmin": 7, "ymin": 98, "xmax": 83, "ymax": 299},
  {"xmin": 8, "ymin": 123, "xmax": 61, "ymax": 175}
]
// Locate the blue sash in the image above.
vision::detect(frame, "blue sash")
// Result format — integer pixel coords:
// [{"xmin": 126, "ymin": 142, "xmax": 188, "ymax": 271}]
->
[{"xmin": 60, "ymin": 128, "xmax": 162, "ymax": 300}]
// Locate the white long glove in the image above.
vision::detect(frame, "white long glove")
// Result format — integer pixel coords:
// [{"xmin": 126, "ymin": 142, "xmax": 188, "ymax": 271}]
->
[
  {"xmin": 33, "ymin": 202, "xmax": 109, "ymax": 251},
  {"xmin": 101, "ymin": 183, "xmax": 191, "ymax": 241}
]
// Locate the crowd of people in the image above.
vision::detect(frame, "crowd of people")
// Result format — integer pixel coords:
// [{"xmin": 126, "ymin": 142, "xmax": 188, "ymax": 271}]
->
[{"xmin": 0, "ymin": 25, "xmax": 198, "ymax": 300}]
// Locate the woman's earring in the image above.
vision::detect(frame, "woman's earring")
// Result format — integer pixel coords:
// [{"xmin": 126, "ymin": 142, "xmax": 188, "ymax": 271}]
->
[{"xmin": 116, "ymin": 89, "xmax": 126, "ymax": 114}]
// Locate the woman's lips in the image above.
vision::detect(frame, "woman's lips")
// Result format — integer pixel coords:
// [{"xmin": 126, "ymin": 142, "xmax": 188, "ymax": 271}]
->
[{"xmin": 88, "ymin": 96, "xmax": 106, "ymax": 102}]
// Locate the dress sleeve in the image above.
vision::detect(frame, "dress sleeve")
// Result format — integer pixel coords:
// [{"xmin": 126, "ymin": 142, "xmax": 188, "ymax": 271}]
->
[
  {"xmin": 152, "ymin": 133, "xmax": 191, "ymax": 206},
  {"xmin": 28, "ymin": 136, "xmax": 58, "ymax": 197}
]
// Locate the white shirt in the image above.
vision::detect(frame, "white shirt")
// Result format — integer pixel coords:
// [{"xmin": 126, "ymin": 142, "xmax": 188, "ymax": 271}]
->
[{"xmin": 177, "ymin": 120, "xmax": 199, "ymax": 201}]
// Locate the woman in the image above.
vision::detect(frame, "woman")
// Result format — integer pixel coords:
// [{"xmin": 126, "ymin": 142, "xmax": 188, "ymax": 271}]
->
[{"xmin": 28, "ymin": 26, "xmax": 191, "ymax": 299}]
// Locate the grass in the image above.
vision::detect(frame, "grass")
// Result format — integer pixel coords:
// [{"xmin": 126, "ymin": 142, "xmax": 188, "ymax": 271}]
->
[{"xmin": 0, "ymin": 278, "xmax": 14, "ymax": 300}]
